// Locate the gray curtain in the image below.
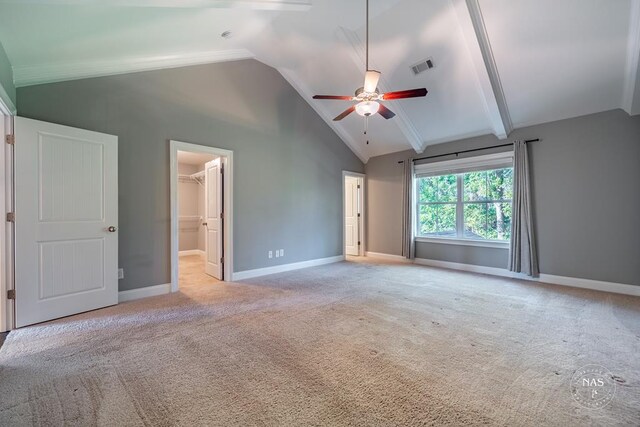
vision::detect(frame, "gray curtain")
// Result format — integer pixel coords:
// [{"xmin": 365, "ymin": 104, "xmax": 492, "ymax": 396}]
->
[
  {"xmin": 509, "ymin": 141, "xmax": 539, "ymax": 276},
  {"xmin": 402, "ymin": 158, "xmax": 415, "ymax": 259}
]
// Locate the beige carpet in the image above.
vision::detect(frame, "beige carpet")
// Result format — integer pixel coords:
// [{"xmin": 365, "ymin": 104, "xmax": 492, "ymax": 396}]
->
[{"xmin": 0, "ymin": 258, "xmax": 639, "ymax": 426}]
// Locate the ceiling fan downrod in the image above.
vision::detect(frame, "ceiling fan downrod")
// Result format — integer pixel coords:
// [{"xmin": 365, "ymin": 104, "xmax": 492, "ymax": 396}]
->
[{"xmin": 366, "ymin": 0, "xmax": 369, "ymax": 71}]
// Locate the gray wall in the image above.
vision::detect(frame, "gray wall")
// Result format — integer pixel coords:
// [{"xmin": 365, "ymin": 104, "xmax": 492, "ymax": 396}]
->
[
  {"xmin": 366, "ymin": 109, "xmax": 640, "ymax": 285},
  {"xmin": 0, "ymin": 41, "xmax": 15, "ymax": 111},
  {"xmin": 365, "ymin": 149, "xmax": 407, "ymax": 257},
  {"xmin": 18, "ymin": 60, "xmax": 363, "ymax": 291}
]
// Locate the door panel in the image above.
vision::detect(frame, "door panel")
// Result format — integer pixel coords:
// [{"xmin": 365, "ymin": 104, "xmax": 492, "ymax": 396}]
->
[
  {"xmin": 15, "ymin": 117, "xmax": 118, "ymax": 327},
  {"xmin": 345, "ymin": 176, "xmax": 359, "ymax": 256},
  {"xmin": 205, "ymin": 158, "xmax": 222, "ymax": 279},
  {"xmin": 39, "ymin": 134, "xmax": 104, "ymax": 222},
  {"xmin": 39, "ymin": 239, "xmax": 105, "ymax": 299}
]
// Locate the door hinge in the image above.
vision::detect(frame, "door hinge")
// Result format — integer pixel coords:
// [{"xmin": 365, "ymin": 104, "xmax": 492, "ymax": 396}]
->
[
  {"xmin": 357, "ymin": 241, "xmax": 361, "ymax": 246},
  {"xmin": 6, "ymin": 212, "xmax": 14, "ymax": 222},
  {"xmin": 357, "ymin": 184, "xmax": 361, "ymax": 189},
  {"xmin": 220, "ymin": 257, "xmax": 224, "ymax": 264},
  {"xmin": 7, "ymin": 289, "xmax": 15, "ymax": 300},
  {"xmin": 357, "ymin": 213, "xmax": 361, "ymax": 217},
  {"xmin": 220, "ymin": 212, "xmax": 224, "ymax": 219},
  {"xmin": 5, "ymin": 135, "xmax": 14, "ymax": 145}
]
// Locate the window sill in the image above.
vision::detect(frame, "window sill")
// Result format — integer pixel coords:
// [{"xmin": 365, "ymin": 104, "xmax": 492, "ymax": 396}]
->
[{"xmin": 415, "ymin": 237, "xmax": 509, "ymax": 249}]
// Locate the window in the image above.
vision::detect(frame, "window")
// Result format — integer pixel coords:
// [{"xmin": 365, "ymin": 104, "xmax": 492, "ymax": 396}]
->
[{"xmin": 415, "ymin": 154, "xmax": 513, "ymax": 244}]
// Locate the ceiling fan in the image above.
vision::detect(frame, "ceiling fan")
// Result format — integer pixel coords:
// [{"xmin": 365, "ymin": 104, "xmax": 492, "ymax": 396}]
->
[{"xmin": 313, "ymin": 0, "xmax": 428, "ymax": 125}]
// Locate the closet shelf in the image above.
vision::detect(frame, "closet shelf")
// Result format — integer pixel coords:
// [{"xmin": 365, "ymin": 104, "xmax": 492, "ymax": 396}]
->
[{"xmin": 178, "ymin": 171, "xmax": 205, "ymax": 185}]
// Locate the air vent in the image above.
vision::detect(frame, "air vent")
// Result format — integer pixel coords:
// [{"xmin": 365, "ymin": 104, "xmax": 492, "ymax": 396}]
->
[{"xmin": 411, "ymin": 57, "xmax": 434, "ymax": 75}]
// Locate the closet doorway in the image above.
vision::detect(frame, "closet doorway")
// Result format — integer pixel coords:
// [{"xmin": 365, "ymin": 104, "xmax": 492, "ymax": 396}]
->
[
  {"xmin": 343, "ymin": 171, "xmax": 365, "ymax": 257},
  {"xmin": 170, "ymin": 141, "xmax": 234, "ymax": 292}
]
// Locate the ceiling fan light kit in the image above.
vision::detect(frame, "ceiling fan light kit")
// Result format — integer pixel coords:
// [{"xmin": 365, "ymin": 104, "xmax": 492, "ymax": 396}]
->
[
  {"xmin": 312, "ymin": 0, "xmax": 428, "ymax": 143},
  {"xmin": 355, "ymin": 100, "xmax": 380, "ymax": 117}
]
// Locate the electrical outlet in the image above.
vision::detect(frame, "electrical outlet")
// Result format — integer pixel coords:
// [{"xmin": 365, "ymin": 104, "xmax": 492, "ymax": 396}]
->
[
  {"xmin": 275, "ymin": 250, "xmax": 280, "ymax": 258},
  {"xmin": 280, "ymin": 249, "xmax": 284, "ymax": 257},
  {"xmin": 118, "ymin": 268, "xmax": 124, "ymax": 280},
  {"xmin": 268, "ymin": 251, "xmax": 273, "ymax": 259}
]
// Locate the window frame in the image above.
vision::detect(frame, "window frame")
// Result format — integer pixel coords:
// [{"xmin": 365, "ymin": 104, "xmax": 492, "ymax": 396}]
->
[{"xmin": 414, "ymin": 152, "xmax": 513, "ymax": 248}]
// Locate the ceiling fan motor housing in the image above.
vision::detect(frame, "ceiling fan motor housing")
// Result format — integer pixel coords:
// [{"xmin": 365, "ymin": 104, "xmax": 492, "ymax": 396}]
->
[{"xmin": 355, "ymin": 86, "xmax": 380, "ymax": 100}]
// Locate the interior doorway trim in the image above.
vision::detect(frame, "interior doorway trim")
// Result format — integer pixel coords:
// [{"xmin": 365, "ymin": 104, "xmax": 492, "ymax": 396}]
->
[
  {"xmin": 0, "ymin": 102, "xmax": 12, "ymax": 332},
  {"xmin": 170, "ymin": 140, "xmax": 234, "ymax": 291},
  {"xmin": 342, "ymin": 171, "xmax": 365, "ymax": 257}
]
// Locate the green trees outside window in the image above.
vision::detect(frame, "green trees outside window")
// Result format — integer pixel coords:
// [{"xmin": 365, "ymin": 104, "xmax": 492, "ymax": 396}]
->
[{"xmin": 417, "ymin": 168, "xmax": 513, "ymax": 241}]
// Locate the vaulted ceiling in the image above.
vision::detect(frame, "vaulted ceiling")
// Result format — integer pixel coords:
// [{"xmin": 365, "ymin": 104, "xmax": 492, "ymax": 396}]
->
[{"xmin": 0, "ymin": 0, "xmax": 638, "ymax": 162}]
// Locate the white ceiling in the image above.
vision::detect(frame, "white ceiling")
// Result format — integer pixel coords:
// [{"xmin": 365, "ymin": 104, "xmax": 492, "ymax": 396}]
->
[
  {"xmin": 0, "ymin": 0, "xmax": 638, "ymax": 162},
  {"xmin": 177, "ymin": 151, "xmax": 217, "ymax": 165}
]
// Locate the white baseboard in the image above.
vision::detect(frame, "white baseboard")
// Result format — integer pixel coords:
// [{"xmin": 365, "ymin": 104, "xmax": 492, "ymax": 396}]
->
[
  {"xmin": 365, "ymin": 251, "xmax": 412, "ymax": 263},
  {"xmin": 233, "ymin": 255, "xmax": 345, "ymax": 281},
  {"xmin": 179, "ymin": 249, "xmax": 204, "ymax": 257},
  {"xmin": 414, "ymin": 258, "xmax": 520, "ymax": 278},
  {"xmin": 536, "ymin": 274, "xmax": 640, "ymax": 297},
  {"xmin": 413, "ymin": 258, "xmax": 640, "ymax": 297},
  {"xmin": 118, "ymin": 283, "xmax": 171, "ymax": 303}
]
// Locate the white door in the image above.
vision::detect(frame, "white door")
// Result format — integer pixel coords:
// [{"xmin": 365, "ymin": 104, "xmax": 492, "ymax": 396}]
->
[
  {"xmin": 205, "ymin": 158, "xmax": 223, "ymax": 279},
  {"xmin": 345, "ymin": 176, "xmax": 360, "ymax": 256},
  {"xmin": 14, "ymin": 117, "xmax": 118, "ymax": 327}
]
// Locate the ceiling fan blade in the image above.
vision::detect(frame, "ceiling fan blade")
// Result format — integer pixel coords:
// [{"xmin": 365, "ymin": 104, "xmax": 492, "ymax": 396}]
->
[
  {"xmin": 363, "ymin": 70, "xmax": 381, "ymax": 93},
  {"xmin": 378, "ymin": 104, "xmax": 396, "ymax": 119},
  {"xmin": 313, "ymin": 95, "xmax": 354, "ymax": 100},
  {"xmin": 333, "ymin": 106, "xmax": 356, "ymax": 121},
  {"xmin": 381, "ymin": 88, "xmax": 428, "ymax": 100}
]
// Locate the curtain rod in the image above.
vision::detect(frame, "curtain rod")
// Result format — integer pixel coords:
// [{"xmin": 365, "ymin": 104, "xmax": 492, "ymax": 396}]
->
[{"xmin": 397, "ymin": 139, "xmax": 540, "ymax": 164}]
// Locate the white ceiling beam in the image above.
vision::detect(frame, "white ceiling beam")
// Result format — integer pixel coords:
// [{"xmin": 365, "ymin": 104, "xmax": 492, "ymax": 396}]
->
[
  {"xmin": 337, "ymin": 27, "xmax": 426, "ymax": 154},
  {"xmin": 451, "ymin": 0, "xmax": 511, "ymax": 139},
  {"xmin": 277, "ymin": 67, "xmax": 369, "ymax": 164},
  {"xmin": 623, "ymin": 0, "xmax": 640, "ymax": 116},
  {"xmin": 0, "ymin": 0, "xmax": 312, "ymax": 11}
]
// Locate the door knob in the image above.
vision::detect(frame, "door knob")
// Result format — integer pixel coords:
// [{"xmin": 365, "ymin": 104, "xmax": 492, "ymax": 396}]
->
[
  {"xmin": 107, "ymin": 226, "xmax": 117, "ymax": 233},
  {"xmin": 202, "ymin": 222, "xmax": 208, "ymax": 226}
]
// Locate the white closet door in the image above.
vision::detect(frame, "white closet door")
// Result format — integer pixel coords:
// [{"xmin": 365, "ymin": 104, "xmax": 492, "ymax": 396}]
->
[
  {"xmin": 345, "ymin": 176, "xmax": 360, "ymax": 256},
  {"xmin": 205, "ymin": 158, "xmax": 223, "ymax": 279},
  {"xmin": 14, "ymin": 117, "xmax": 118, "ymax": 327}
]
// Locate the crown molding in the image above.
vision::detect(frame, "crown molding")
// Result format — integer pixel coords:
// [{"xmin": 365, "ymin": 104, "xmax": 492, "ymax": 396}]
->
[
  {"xmin": 452, "ymin": 0, "xmax": 511, "ymax": 139},
  {"xmin": 0, "ymin": 85, "xmax": 16, "ymax": 115},
  {"xmin": 336, "ymin": 26, "xmax": 425, "ymax": 154},
  {"xmin": 623, "ymin": 0, "xmax": 640, "ymax": 116},
  {"xmin": 13, "ymin": 49, "xmax": 255, "ymax": 87},
  {"xmin": 277, "ymin": 67, "xmax": 369, "ymax": 164},
  {"xmin": 0, "ymin": 0, "xmax": 312, "ymax": 11}
]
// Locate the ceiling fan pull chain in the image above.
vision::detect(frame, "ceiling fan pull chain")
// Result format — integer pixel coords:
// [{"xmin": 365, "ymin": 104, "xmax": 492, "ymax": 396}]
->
[{"xmin": 365, "ymin": 116, "xmax": 370, "ymax": 144}]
